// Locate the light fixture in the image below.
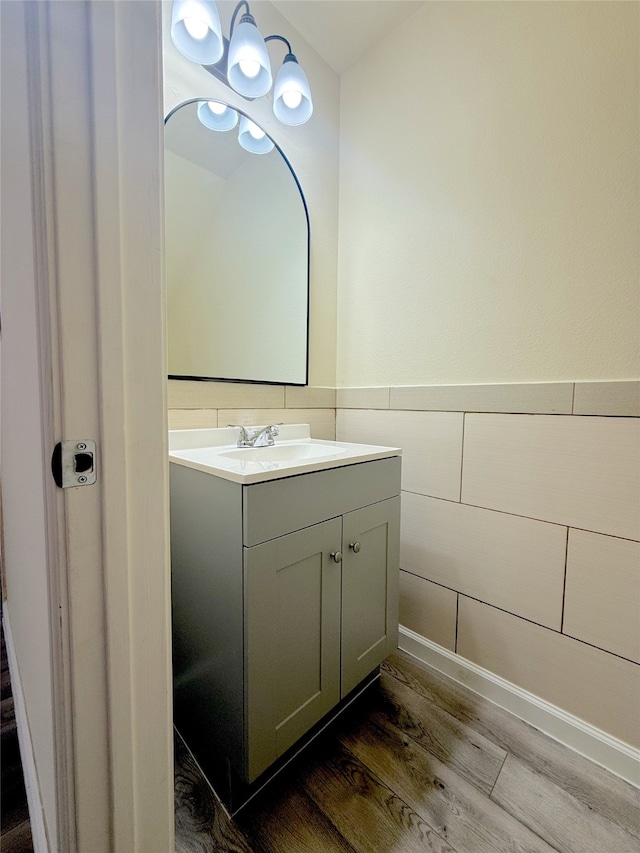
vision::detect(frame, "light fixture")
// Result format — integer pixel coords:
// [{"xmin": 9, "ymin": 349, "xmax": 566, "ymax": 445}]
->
[
  {"xmin": 170, "ymin": 0, "xmax": 224, "ymax": 65},
  {"xmin": 272, "ymin": 48, "xmax": 313, "ymax": 126},
  {"xmin": 170, "ymin": 0, "xmax": 313, "ymax": 127},
  {"xmin": 227, "ymin": 7, "xmax": 272, "ymax": 98},
  {"xmin": 238, "ymin": 115, "xmax": 274, "ymax": 154},
  {"xmin": 197, "ymin": 99, "xmax": 238, "ymax": 131}
]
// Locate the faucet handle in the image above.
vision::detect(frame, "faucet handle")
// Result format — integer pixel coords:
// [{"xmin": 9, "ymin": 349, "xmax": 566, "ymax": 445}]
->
[{"xmin": 227, "ymin": 424, "xmax": 249, "ymax": 440}]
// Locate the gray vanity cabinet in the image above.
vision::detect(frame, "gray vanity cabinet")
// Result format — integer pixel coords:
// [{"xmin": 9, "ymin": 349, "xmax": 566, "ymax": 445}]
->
[
  {"xmin": 341, "ymin": 498, "xmax": 400, "ymax": 696},
  {"xmin": 171, "ymin": 455, "xmax": 401, "ymax": 799},
  {"xmin": 245, "ymin": 518, "xmax": 342, "ymax": 781},
  {"xmin": 245, "ymin": 496, "xmax": 400, "ymax": 781}
]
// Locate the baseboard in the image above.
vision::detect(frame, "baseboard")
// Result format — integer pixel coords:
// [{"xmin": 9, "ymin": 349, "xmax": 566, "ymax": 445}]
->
[
  {"xmin": 398, "ymin": 625, "xmax": 640, "ymax": 788},
  {"xmin": 3, "ymin": 606, "xmax": 50, "ymax": 853}
]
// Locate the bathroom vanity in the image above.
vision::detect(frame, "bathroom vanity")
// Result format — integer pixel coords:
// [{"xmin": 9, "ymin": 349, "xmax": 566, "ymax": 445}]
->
[{"xmin": 169, "ymin": 425, "xmax": 401, "ymax": 811}]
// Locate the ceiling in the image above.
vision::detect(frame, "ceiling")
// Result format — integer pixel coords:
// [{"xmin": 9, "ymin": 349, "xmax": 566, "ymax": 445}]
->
[{"xmin": 270, "ymin": 1, "xmax": 425, "ymax": 75}]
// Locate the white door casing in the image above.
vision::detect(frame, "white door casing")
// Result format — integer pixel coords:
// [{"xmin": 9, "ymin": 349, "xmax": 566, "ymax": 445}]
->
[{"xmin": 1, "ymin": 1, "xmax": 173, "ymax": 850}]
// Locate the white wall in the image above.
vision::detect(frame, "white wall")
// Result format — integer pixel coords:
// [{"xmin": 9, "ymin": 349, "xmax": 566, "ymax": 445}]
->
[
  {"xmin": 163, "ymin": 0, "xmax": 341, "ymax": 386},
  {"xmin": 337, "ymin": 1, "xmax": 639, "ymax": 386}
]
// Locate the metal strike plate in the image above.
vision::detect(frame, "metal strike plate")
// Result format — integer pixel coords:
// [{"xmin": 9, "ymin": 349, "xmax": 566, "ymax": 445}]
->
[{"xmin": 52, "ymin": 440, "xmax": 97, "ymax": 488}]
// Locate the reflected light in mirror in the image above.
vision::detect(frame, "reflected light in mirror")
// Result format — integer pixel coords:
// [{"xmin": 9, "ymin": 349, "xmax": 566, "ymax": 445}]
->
[
  {"xmin": 238, "ymin": 115, "xmax": 274, "ymax": 154},
  {"xmin": 197, "ymin": 99, "xmax": 239, "ymax": 131}
]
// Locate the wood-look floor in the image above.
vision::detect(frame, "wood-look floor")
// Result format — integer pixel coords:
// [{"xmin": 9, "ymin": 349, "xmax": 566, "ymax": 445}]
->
[
  {"xmin": 175, "ymin": 650, "xmax": 640, "ymax": 853},
  {"xmin": 1, "ymin": 622, "xmax": 34, "ymax": 853}
]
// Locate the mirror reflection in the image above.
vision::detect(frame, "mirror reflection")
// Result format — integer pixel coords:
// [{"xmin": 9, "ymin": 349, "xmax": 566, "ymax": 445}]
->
[{"xmin": 165, "ymin": 100, "xmax": 309, "ymax": 385}]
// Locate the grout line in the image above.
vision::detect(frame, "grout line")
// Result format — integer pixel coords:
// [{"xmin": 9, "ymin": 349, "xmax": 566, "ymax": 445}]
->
[
  {"xmin": 400, "ymin": 490, "xmax": 640, "ymax": 543},
  {"xmin": 558, "ymin": 630, "xmax": 640, "ymax": 665},
  {"xmin": 403, "ymin": 573, "xmax": 640, "ymax": 664},
  {"xmin": 560, "ymin": 527, "xmax": 570, "ymax": 634},
  {"xmin": 448, "ymin": 592, "xmax": 640, "ymax": 666},
  {"xmin": 455, "ymin": 593, "xmax": 460, "ymax": 654},
  {"xmin": 170, "ymin": 382, "xmax": 639, "ymax": 419},
  {"xmin": 175, "ymin": 402, "xmax": 639, "ymax": 418},
  {"xmin": 401, "ymin": 577, "xmax": 565, "ymax": 634}
]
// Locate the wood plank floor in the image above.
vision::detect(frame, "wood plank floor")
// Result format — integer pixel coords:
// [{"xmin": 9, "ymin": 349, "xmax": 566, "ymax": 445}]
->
[
  {"xmin": 175, "ymin": 650, "xmax": 640, "ymax": 853},
  {"xmin": 1, "ymin": 621, "xmax": 34, "ymax": 853}
]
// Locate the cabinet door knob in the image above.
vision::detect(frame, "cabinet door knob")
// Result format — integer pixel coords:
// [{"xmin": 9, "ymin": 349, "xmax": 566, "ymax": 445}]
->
[
  {"xmin": 330, "ymin": 551, "xmax": 343, "ymax": 563},
  {"xmin": 349, "ymin": 542, "xmax": 361, "ymax": 553}
]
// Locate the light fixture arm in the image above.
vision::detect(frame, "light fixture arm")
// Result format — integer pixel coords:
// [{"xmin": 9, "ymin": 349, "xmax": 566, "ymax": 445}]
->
[
  {"xmin": 229, "ymin": 0, "xmax": 251, "ymax": 37},
  {"xmin": 265, "ymin": 34, "xmax": 293, "ymax": 55}
]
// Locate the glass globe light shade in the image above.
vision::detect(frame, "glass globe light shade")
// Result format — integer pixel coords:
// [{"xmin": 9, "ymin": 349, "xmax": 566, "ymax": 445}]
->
[
  {"xmin": 197, "ymin": 100, "xmax": 239, "ymax": 131},
  {"xmin": 273, "ymin": 55, "xmax": 312, "ymax": 126},
  {"xmin": 170, "ymin": 0, "xmax": 223, "ymax": 65},
  {"xmin": 227, "ymin": 15, "xmax": 272, "ymax": 98},
  {"xmin": 238, "ymin": 116, "xmax": 274, "ymax": 154}
]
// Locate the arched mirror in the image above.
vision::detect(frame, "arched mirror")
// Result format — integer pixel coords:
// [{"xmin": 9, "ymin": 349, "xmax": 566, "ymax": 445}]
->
[{"xmin": 165, "ymin": 100, "xmax": 309, "ymax": 385}]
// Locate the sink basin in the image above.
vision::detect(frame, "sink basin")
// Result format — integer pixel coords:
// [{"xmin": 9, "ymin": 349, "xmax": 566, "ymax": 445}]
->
[
  {"xmin": 169, "ymin": 424, "xmax": 401, "ymax": 485},
  {"xmin": 219, "ymin": 443, "xmax": 348, "ymax": 463}
]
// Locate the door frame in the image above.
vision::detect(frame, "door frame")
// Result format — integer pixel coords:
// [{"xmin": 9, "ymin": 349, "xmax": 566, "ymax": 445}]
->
[{"xmin": 5, "ymin": 1, "xmax": 173, "ymax": 849}]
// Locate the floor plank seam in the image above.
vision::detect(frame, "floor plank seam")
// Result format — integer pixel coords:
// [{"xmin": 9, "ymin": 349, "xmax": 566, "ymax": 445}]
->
[
  {"xmin": 489, "ymin": 750, "xmax": 510, "ymax": 797},
  {"xmin": 381, "ymin": 665, "xmax": 508, "ymax": 794}
]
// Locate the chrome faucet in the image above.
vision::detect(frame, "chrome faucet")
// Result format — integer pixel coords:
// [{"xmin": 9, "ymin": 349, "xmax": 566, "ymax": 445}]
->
[{"xmin": 228, "ymin": 423, "xmax": 282, "ymax": 448}]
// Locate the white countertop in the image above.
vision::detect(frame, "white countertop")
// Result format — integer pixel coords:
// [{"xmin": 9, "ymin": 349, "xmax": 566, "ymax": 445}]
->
[{"xmin": 169, "ymin": 424, "xmax": 401, "ymax": 485}]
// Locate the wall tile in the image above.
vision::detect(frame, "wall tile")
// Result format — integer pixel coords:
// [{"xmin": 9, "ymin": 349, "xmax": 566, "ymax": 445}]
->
[
  {"xmin": 462, "ymin": 414, "xmax": 640, "ymax": 541},
  {"xmin": 218, "ymin": 409, "xmax": 335, "ymax": 440},
  {"xmin": 167, "ymin": 409, "xmax": 218, "ymax": 430},
  {"xmin": 336, "ymin": 387, "xmax": 390, "ymax": 409},
  {"xmin": 457, "ymin": 596, "xmax": 640, "ymax": 748},
  {"xmin": 563, "ymin": 530, "xmax": 640, "ymax": 663},
  {"xmin": 336, "ymin": 409, "xmax": 463, "ymax": 501},
  {"xmin": 399, "ymin": 572, "xmax": 457, "ymax": 652},
  {"xmin": 285, "ymin": 386, "xmax": 336, "ymax": 409},
  {"xmin": 573, "ymin": 381, "xmax": 640, "ymax": 417},
  {"xmin": 167, "ymin": 380, "xmax": 284, "ymax": 410},
  {"xmin": 390, "ymin": 383, "xmax": 573, "ymax": 414},
  {"xmin": 401, "ymin": 493, "xmax": 567, "ymax": 629}
]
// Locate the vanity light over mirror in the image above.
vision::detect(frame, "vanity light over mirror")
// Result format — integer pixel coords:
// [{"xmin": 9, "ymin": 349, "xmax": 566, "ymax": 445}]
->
[
  {"xmin": 170, "ymin": 0, "xmax": 313, "ymax": 127},
  {"xmin": 165, "ymin": 100, "xmax": 309, "ymax": 385}
]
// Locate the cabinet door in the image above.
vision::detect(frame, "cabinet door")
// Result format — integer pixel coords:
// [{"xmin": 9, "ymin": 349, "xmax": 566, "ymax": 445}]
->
[
  {"xmin": 341, "ymin": 497, "xmax": 400, "ymax": 697},
  {"xmin": 245, "ymin": 517, "xmax": 342, "ymax": 782}
]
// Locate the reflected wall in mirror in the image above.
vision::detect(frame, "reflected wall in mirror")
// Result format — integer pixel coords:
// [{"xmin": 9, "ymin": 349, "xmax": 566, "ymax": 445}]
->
[{"xmin": 165, "ymin": 100, "xmax": 309, "ymax": 385}]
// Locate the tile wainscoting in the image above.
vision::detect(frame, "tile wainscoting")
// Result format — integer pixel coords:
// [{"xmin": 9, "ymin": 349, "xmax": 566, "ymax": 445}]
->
[
  {"xmin": 167, "ymin": 380, "xmax": 337, "ymax": 439},
  {"xmin": 335, "ymin": 381, "xmax": 639, "ymax": 783},
  {"xmin": 168, "ymin": 379, "xmax": 639, "ymax": 779}
]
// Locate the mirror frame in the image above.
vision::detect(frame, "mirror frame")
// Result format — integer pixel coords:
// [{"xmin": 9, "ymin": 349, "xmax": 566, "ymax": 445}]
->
[{"xmin": 164, "ymin": 98, "xmax": 310, "ymax": 386}]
